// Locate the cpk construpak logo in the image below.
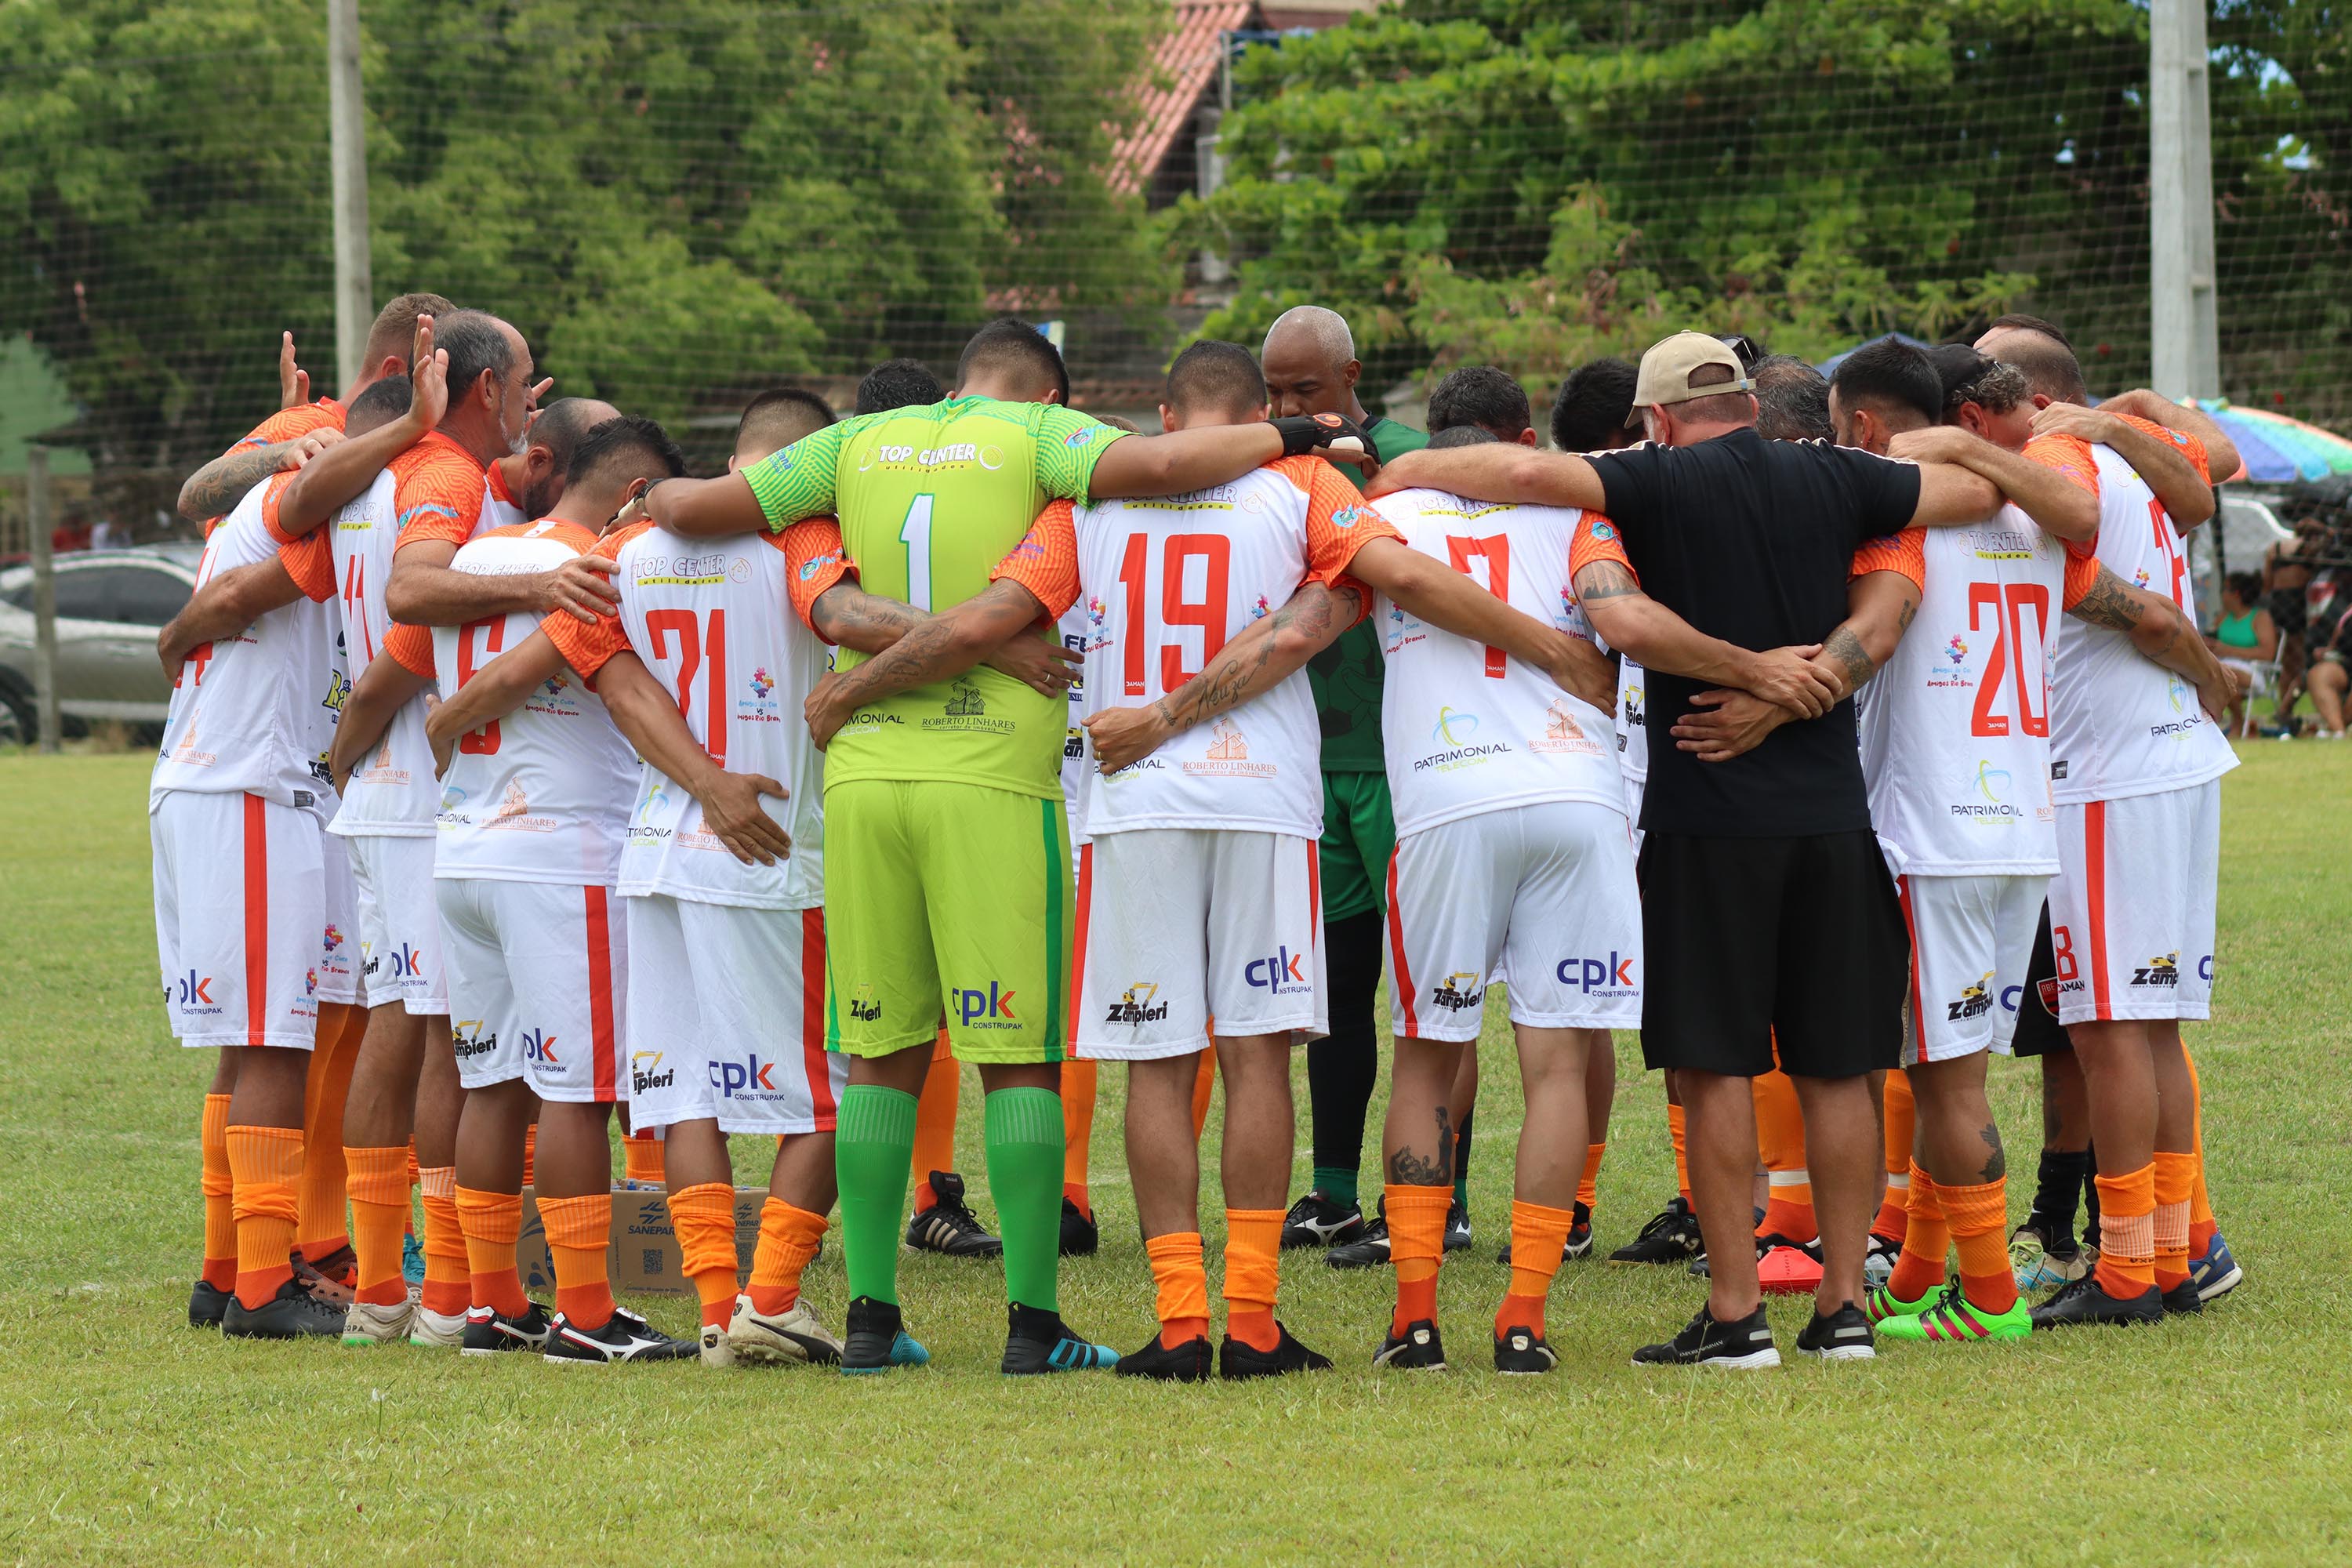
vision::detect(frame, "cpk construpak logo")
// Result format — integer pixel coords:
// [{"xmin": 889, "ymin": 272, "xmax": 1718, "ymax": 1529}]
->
[
  {"xmin": 955, "ymin": 981, "xmax": 1020, "ymax": 1030},
  {"xmin": 1245, "ymin": 947, "xmax": 1312, "ymax": 996},
  {"xmin": 1104, "ymin": 983, "xmax": 1168, "ymax": 1027},
  {"xmin": 173, "ymin": 971, "xmax": 222, "ymax": 1017},
  {"xmin": 1556, "ymin": 952, "xmax": 1636, "ymax": 999},
  {"xmin": 520, "ymin": 1029, "xmax": 559, "ymax": 1065},
  {"xmin": 1185, "ymin": 717, "xmax": 1276, "ymax": 779},
  {"xmin": 711, "ymin": 1053, "xmax": 781, "ymax": 1100}
]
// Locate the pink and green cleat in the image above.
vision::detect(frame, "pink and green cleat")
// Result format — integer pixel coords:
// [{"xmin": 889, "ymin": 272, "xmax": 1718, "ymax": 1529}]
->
[
  {"xmin": 1863, "ymin": 1278, "xmax": 1943, "ymax": 1323},
  {"xmin": 1879, "ymin": 1285, "xmax": 2031, "ymax": 1344}
]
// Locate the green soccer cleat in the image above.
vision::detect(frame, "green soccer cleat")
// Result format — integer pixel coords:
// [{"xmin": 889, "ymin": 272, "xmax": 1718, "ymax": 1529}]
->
[
  {"xmin": 1864, "ymin": 1277, "xmax": 1944, "ymax": 1323},
  {"xmin": 1878, "ymin": 1285, "xmax": 2032, "ymax": 1344}
]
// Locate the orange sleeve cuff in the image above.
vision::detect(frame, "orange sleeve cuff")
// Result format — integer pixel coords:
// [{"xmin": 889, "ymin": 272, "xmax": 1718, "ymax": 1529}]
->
[
  {"xmin": 780, "ymin": 517, "xmax": 851, "ymax": 638},
  {"xmin": 2024, "ymin": 433, "xmax": 2101, "ymax": 498},
  {"xmin": 1568, "ymin": 512, "xmax": 1635, "ymax": 584},
  {"xmin": 1849, "ymin": 527, "xmax": 1927, "ymax": 590},
  {"xmin": 382, "ymin": 622, "xmax": 436, "ymax": 678},
  {"xmin": 2060, "ymin": 546, "xmax": 2103, "ymax": 611},
  {"xmin": 278, "ymin": 533, "xmax": 336, "ymax": 604},
  {"xmin": 543, "ymin": 608, "xmax": 628, "ymax": 683},
  {"xmin": 989, "ymin": 500, "xmax": 1083, "ymax": 618}
]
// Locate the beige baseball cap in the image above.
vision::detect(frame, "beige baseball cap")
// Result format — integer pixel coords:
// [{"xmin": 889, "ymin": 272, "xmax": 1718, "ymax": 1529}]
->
[{"xmin": 1628, "ymin": 332, "xmax": 1755, "ymax": 424}]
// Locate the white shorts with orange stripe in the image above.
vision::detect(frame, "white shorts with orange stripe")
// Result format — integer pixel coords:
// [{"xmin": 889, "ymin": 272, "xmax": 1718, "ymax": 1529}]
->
[
  {"xmin": 1895, "ymin": 872, "xmax": 2049, "ymax": 1064},
  {"xmin": 2048, "ymin": 782, "xmax": 2220, "ymax": 1025},
  {"xmin": 1386, "ymin": 800, "xmax": 1641, "ymax": 1043},
  {"xmin": 622, "ymin": 895, "xmax": 844, "ymax": 1134},
  {"xmin": 151, "ymin": 790, "xmax": 324, "ymax": 1049},
  {"xmin": 1073, "ymin": 829, "xmax": 1326, "ymax": 1061},
  {"xmin": 437, "ymin": 878, "xmax": 626, "ymax": 1102},
  {"xmin": 317, "ymin": 833, "xmax": 364, "ymax": 1006},
  {"xmin": 348, "ymin": 833, "xmax": 446, "ymax": 1014}
]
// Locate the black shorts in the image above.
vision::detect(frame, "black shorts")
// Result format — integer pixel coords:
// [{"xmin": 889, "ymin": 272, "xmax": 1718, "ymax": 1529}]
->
[
  {"xmin": 2010, "ymin": 900, "xmax": 2073, "ymax": 1058},
  {"xmin": 1636, "ymin": 829, "xmax": 1908, "ymax": 1079},
  {"xmin": 2268, "ymin": 587, "xmax": 2307, "ymax": 637}
]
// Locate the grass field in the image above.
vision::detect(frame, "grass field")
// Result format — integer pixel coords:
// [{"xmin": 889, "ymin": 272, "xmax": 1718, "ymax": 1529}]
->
[{"xmin": 2, "ymin": 748, "xmax": 2347, "ymax": 1565}]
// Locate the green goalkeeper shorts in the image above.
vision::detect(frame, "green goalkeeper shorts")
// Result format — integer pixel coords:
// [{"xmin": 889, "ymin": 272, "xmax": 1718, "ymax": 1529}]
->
[
  {"xmin": 822, "ymin": 779, "xmax": 1074, "ymax": 1065},
  {"xmin": 1318, "ymin": 768, "xmax": 1396, "ymax": 924}
]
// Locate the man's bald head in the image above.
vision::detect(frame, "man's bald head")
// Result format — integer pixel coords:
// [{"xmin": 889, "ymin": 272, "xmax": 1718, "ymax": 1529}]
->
[
  {"xmin": 514, "ymin": 395, "xmax": 619, "ymax": 518},
  {"xmin": 1261, "ymin": 305, "xmax": 1363, "ymax": 421},
  {"xmin": 1976, "ymin": 315, "xmax": 2089, "ymax": 405}
]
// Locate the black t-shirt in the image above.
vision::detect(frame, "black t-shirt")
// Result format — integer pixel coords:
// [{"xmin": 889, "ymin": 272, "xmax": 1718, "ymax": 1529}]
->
[{"xmin": 1593, "ymin": 428, "xmax": 1922, "ymax": 837}]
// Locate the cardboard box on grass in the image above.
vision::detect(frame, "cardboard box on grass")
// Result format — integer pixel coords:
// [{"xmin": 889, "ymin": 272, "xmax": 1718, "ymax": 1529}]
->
[{"xmin": 516, "ymin": 1187, "xmax": 767, "ymax": 1297}]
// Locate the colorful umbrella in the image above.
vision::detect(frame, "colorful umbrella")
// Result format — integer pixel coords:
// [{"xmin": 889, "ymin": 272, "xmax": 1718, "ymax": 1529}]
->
[{"xmin": 2195, "ymin": 402, "xmax": 2352, "ymax": 484}]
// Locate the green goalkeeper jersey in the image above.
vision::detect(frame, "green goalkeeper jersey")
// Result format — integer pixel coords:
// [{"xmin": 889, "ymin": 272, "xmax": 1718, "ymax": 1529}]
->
[{"xmin": 741, "ymin": 395, "xmax": 1125, "ymax": 799}]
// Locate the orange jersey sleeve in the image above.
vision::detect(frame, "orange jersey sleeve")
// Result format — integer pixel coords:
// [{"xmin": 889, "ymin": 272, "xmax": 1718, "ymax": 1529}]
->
[
  {"xmin": 260, "ymin": 474, "xmax": 336, "ymax": 602},
  {"xmin": 1567, "ymin": 512, "xmax": 1637, "ymax": 586},
  {"xmin": 228, "ymin": 399, "xmax": 344, "ymax": 456},
  {"xmin": 2023, "ymin": 433, "xmax": 2100, "ymax": 498},
  {"xmin": 2116, "ymin": 412, "xmax": 2210, "ymax": 483},
  {"xmin": 1284, "ymin": 455, "xmax": 1404, "ymax": 586},
  {"xmin": 2060, "ymin": 546, "xmax": 2103, "ymax": 612},
  {"xmin": 1849, "ymin": 528, "xmax": 1927, "ymax": 591},
  {"xmin": 382, "ymin": 621, "xmax": 436, "ymax": 679},
  {"xmin": 779, "ymin": 517, "xmax": 851, "ymax": 638},
  {"xmin": 390, "ymin": 432, "xmax": 488, "ymax": 551},
  {"xmin": 989, "ymin": 500, "xmax": 1082, "ymax": 619},
  {"xmin": 539, "ymin": 524, "xmax": 636, "ymax": 684}
]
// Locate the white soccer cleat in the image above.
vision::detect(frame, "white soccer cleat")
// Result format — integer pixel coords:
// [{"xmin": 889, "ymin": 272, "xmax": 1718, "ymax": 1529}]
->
[
  {"xmin": 408, "ymin": 1305, "xmax": 467, "ymax": 1349},
  {"xmin": 342, "ymin": 1298, "xmax": 413, "ymax": 1347},
  {"xmin": 699, "ymin": 1318, "xmax": 736, "ymax": 1369},
  {"xmin": 728, "ymin": 1295, "xmax": 844, "ymax": 1367}
]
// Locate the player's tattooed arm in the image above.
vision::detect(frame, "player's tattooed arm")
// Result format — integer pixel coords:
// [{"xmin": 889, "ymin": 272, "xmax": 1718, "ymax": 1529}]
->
[
  {"xmin": 176, "ymin": 431, "xmax": 345, "ymax": 524},
  {"xmin": 155, "ymin": 558, "xmax": 307, "ymax": 673},
  {"xmin": 810, "ymin": 582, "xmax": 1078, "ymax": 697},
  {"xmin": 1084, "ymin": 579, "xmax": 1361, "ymax": 774},
  {"xmin": 1671, "ymin": 570, "xmax": 1915, "ymax": 763},
  {"xmin": 802, "ymin": 577, "xmax": 1050, "ymax": 749},
  {"xmin": 2067, "ymin": 565, "xmax": 2242, "ymax": 720},
  {"xmin": 1385, "ymin": 1106, "xmax": 1456, "ymax": 1189},
  {"xmin": 1572, "ymin": 561, "xmax": 1836, "ymax": 718},
  {"xmin": 332, "ymin": 655, "xmax": 433, "ymax": 791}
]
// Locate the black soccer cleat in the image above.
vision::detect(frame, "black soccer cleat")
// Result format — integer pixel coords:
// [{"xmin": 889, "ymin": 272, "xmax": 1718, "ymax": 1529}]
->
[
  {"xmin": 460, "ymin": 1301, "xmax": 553, "ymax": 1356},
  {"xmin": 1115, "ymin": 1332, "xmax": 1214, "ymax": 1382},
  {"xmin": 840, "ymin": 1295, "xmax": 929, "ymax": 1374},
  {"xmin": 2029, "ymin": 1275, "xmax": 2163, "ymax": 1330},
  {"xmin": 1632, "ymin": 1304, "xmax": 1780, "ymax": 1369},
  {"xmin": 905, "ymin": 1171, "xmax": 1003, "ymax": 1258},
  {"xmin": 1608, "ymin": 1197, "xmax": 1703, "ymax": 1265},
  {"xmin": 1494, "ymin": 1324, "xmax": 1559, "ymax": 1374},
  {"xmin": 1327, "ymin": 1209, "xmax": 1391, "ymax": 1270},
  {"xmin": 1280, "ymin": 1190, "xmax": 1367, "ymax": 1250},
  {"xmin": 1000, "ymin": 1303, "xmax": 1116, "ymax": 1375},
  {"xmin": 1497, "ymin": 1202, "xmax": 1595, "ymax": 1265},
  {"xmin": 1219, "ymin": 1323, "xmax": 1333, "ymax": 1381},
  {"xmin": 2161, "ymin": 1279, "xmax": 2205, "ymax": 1316},
  {"xmin": 221, "ymin": 1277, "xmax": 348, "ymax": 1341},
  {"xmin": 1373, "ymin": 1318, "xmax": 1447, "ymax": 1370},
  {"xmin": 1793, "ymin": 1302, "xmax": 1877, "ymax": 1361},
  {"xmin": 1444, "ymin": 1200, "xmax": 1472, "ymax": 1252},
  {"xmin": 188, "ymin": 1278, "xmax": 233, "ymax": 1329},
  {"xmin": 1059, "ymin": 1196, "xmax": 1099, "ymax": 1258},
  {"xmin": 543, "ymin": 1306, "xmax": 696, "ymax": 1365}
]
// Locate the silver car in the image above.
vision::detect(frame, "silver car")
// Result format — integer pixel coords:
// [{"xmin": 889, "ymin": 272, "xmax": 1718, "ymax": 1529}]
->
[{"xmin": 0, "ymin": 544, "xmax": 202, "ymax": 742}]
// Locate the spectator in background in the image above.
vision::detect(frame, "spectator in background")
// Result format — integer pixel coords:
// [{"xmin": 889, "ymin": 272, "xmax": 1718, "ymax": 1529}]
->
[
  {"xmin": 2307, "ymin": 604, "xmax": 2350, "ymax": 739},
  {"xmin": 89, "ymin": 515, "xmax": 127, "ymax": 551},
  {"xmin": 2205, "ymin": 572, "xmax": 2278, "ymax": 733},
  {"xmin": 51, "ymin": 511, "xmax": 92, "ymax": 554}
]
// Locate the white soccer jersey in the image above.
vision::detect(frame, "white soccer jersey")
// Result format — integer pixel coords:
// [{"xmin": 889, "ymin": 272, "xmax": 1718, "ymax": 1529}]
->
[
  {"xmin": 1367, "ymin": 487, "xmax": 1624, "ymax": 837},
  {"xmin": 1010, "ymin": 456, "xmax": 1393, "ymax": 840},
  {"xmin": 329, "ymin": 467, "xmax": 437, "ymax": 837},
  {"xmin": 1615, "ymin": 657, "xmax": 1649, "ymax": 782},
  {"xmin": 482, "ymin": 467, "xmax": 527, "ymax": 532},
  {"xmin": 543, "ymin": 521, "xmax": 833, "ymax": 911},
  {"xmin": 151, "ymin": 477, "xmax": 341, "ymax": 815},
  {"xmin": 2047, "ymin": 436, "xmax": 2237, "ymax": 804},
  {"xmin": 419, "ymin": 521, "xmax": 638, "ymax": 886},
  {"xmin": 1057, "ymin": 603, "xmax": 1090, "ymax": 844},
  {"xmin": 1853, "ymin": 513, "xmax": 2100, "ymax": 875}
]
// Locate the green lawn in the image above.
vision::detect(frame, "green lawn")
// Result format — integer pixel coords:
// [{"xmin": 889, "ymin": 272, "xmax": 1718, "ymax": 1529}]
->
[{"xmin": 1, "ymin": 749, "xmax": 2347, "ymax": 1565}]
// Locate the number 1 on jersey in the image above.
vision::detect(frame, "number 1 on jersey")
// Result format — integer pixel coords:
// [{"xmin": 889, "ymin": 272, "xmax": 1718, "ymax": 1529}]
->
[
  {"xmin": 1446, "ymin": 535, "xmax": 1512, "ymax": 677},
  {"xmin": 901, "ymin": 494, "xmax": 935, "ymax": 612}
]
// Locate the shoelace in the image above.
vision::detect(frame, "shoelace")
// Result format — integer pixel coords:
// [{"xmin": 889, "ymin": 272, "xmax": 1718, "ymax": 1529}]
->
[
  {"xmin": 933, "ymin": 1199, "xmax": 989, "ymax": 1239},
  {"xmin": 1633, "ymin": 1206, "xmax": 1682, "ymax": 1242}
]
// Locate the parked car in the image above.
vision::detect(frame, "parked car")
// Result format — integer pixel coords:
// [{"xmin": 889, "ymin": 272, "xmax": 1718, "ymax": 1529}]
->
[{"xmin": 0, "ymin": 544, "xmax": 201, "ymax": 742}]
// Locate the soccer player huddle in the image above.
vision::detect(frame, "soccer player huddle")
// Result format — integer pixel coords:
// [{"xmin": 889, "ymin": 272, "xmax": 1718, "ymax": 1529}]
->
[{"xmin": 151, "ymin": 290, "xmax": 2246, "ymax": 1377}]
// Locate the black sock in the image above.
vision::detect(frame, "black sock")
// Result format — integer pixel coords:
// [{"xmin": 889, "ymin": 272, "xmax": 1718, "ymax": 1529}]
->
[
  {"xmin": 2081, "ymin": 1142, "xmax": 2101, "ymax": 1247},
  {"xmin": 1451, "ymin": 1111, "xmax": 1474, "ymax": 1209},
  {"xmin": 2029, "ymin": 1149, "xmax": 2090, "ymax": 1251},
  {"xmin": 1306, "ymin": 909, "xmax": 1384, "ymax": 1206}
]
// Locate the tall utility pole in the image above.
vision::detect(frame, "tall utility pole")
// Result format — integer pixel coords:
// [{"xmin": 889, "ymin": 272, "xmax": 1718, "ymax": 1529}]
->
[
  {"xmin": 327, "ymin": 0, "xmax": 373, "ymax": 394},
  {"xmin": 2149, "ymin": 0, "xmax": 2220, "ymax": 401}
]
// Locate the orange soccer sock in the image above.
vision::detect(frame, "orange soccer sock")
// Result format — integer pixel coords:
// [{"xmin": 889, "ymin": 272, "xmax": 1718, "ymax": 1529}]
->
[
  {"xmin": 295, "ymin": 1005, "xmax": 361, "ymax": 1261},
  {"xmin": 1887, "ymin": 1163, "xmax": 1950, "ymax": 1303},
  {"xmin": 1191, "ymin": 1049, "xmax": 1217, "ymax": 1141},
  {"xmin": 2151, "ymin": 1151, "xmax": 2197, "ymax": 1293},
  {"xmin": 1666, "ymin": 1101, "xmax": 1691, "ymax": 1204},
  {"xmin": 1759, "ymin": 1172, "xmax": 1817, "ymax": 1243},
  {"xmin": 2183, "ymin": 1045, "xmax": 2217, "ymax": 1254},
  {"xmin": 417, "ymin": 1167, "xmax": 470, "ymax": 1317},
  {"xmin": 1221, "ymin": 1208, "xmax": 1283, "ymax": 1352},
  {"xmin": 621, "ymin": 1129, "xmax": 665, "ymax": 1187},
  {"xmin": 520, "ymin": 1123, "xmax": 537, "ymax": 1190},
  {"xmin": 748, "ymin": 1199, "xmax": 828, "ymax": 1317},
  {"xmin": 1498, "ymin": 1199, "xmax": 1576, "ymax": 1339},
  {"xmin": 1752, "ymin": 1069, "xmax": 1815, "ymax": 1242},
  {"xmin": 227, "ymin": 1125, "xmax": 305, "ymax": 1309},
  {"xmin": 539, "ymin": 1191, "xmax": 616, "ymax": 1330},
  {"xmin": 1062, "ymin": 1056, "xmax": 1098, "ymax": 1218},
  {"xmin": 345, "ymin": 1145, "xmax": 414, "ymax": 1307},
  {"xmin": 455, "ymin": 1185, "xmax": 528, "ymax": 1318},
  {"xmin": 1873, "ymin": 1164, "xmax": 1912, "ymax": 1245},
  {"xmin": 1940, "ymin": 1176, "xmax": 2018, "ymax": 1315},
  {"xmin": 2092, "ymin": 1164, "xmax": 2158, "ymax": 1299},
  {"xmin": 672, "ymin": 1181, "xmax": 742, "ymax": 1329},
  {"xmin": 199, "ymin": 1094, "xmax": 236, "ymax": 1291},
  {"xmin": 1875, "ymin": 1065, "xmax": 1915, "ymax": 1236},
  {"xmin": 1576, "ymin": 1143, "xmax": 1606, "ymax": 1215},
  {"xmin": 1385, "ymin": 1185, "xmax": 1450, "ymax": 1335},
  {"xmin": 1145, "ymin": 1232, "xmax": 1210, "ymax": 1348},
  {"xmin": 910, "ymin": 1031, "xmax": 959, "ymax": 1214}
]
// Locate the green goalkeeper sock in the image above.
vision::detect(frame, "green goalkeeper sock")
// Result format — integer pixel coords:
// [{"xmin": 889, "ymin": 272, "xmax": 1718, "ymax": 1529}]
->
[
  {"xmin": 1312, "ymin": 1166, "xmax": 1359, "ymax": 1208},
  {"xmin": 836, "ymin": 1084, "xmax": 918, "ymax": 1306},
  {"xmin": 985, "ymin": 1087, "xmax": 1065, "ymax": 1313}
]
